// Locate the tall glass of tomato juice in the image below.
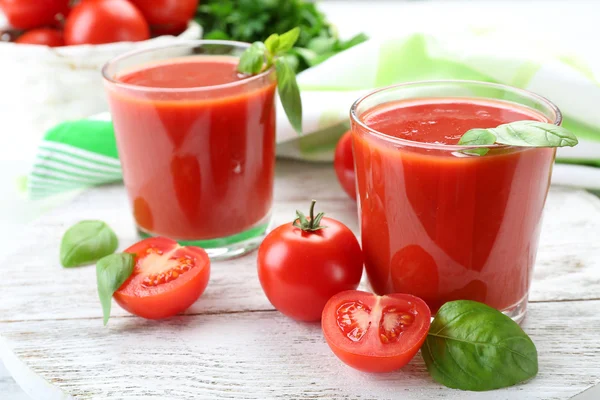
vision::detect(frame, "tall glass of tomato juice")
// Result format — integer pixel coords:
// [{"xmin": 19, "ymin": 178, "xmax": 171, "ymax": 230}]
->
[
  {"xmin": 102, "ymin": 41, "xmax": 277, "ymax": 259},
  {"xmin": 350, "ymin": 81, "xmax": 561, "ymax": 322}
]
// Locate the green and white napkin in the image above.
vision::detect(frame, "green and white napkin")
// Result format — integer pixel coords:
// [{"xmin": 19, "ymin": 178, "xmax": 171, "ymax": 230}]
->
[{"xmin": 28, "ymin": 31, "xmax": 600, "ymax": 199}]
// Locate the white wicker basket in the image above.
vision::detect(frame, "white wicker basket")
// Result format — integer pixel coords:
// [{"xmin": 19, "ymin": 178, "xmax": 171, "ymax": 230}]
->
[{"xmin": 0, "ymin": 21, "xmax": 202, "ymax": 147}]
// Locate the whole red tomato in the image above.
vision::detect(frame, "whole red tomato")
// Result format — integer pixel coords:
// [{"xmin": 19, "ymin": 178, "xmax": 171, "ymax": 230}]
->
[
  {"xmin": 0, "ymin": 0, "xmax": 68, "ymax": 30},
  {"xmin": 128, "ymin": 0, "xmax": 198, "ymax": 26},
  {"xmin": 322, "ymin": 290, "xmax": 431, "ymax": 372},
  {"xmin": 114, "ymin": 237, "xmax": 210, "ymax": 320},
  {"xmin": 334, "ymin": 131, "xmax": 356, "ymax": 200},
  {"xmin": 64, "ymin": 0, "xmax": 150, "ymax": 45},
  {"xmin": 257, "ymin": 200, "xmax": 363, "ymax": 322},
  {"xmin": 15, "ymin": 28, "xmax": 64, "ymax": 47}
]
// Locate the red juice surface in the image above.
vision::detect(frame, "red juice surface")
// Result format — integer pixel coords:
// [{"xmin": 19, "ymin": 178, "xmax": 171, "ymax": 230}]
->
[
  {"xmin": 353, "ymin": 99, "xmax": 556, "ymax": 312},
  {"xmin": 106, "ymin": 57, "xmax": 277, "ymax": 240}
]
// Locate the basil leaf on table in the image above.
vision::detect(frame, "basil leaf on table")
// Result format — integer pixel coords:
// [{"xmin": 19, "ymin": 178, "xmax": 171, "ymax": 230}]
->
[
  {"xmin": 96, "ymin": 253, "xmax": 135, "ymax": 325},
  {"xmin": 60, "ymin": 220, "xmax": 118, "ymax": 267},
  {"xmin": 422, "ymin": 300, "xmax": 538, "ymax": 391},
  {"xmin": 275, "ymin": 57, "xmax": 303, "ymax": 134}
]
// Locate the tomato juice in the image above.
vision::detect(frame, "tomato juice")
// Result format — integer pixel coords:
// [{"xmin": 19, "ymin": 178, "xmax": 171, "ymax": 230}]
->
[
  {"xmin": 104, "ymin": 44, "xmax": 277, "ymax": 258},
  {"xmin": 351, "ymin": 83, "xmax": 558, "ymax": 319}
]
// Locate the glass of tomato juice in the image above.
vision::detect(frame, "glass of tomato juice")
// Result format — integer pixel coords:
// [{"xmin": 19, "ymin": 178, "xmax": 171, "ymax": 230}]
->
[
  {"xmin": 350, "ymin": 81, "xmax": 561, "ymax": 322},
  {"xmin": 102, "ymin": 41, "xmax": 277, "ymax": 259}
]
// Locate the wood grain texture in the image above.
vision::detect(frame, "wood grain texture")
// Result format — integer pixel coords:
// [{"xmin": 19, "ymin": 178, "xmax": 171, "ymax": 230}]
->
[
  {"xmin": 0, "ymin": 162, "xmax": 599, "ymax": 323},
  {"xmin": 1, "ymin": 160, "xmax": 600, "ymax": 399},
  {"xmin": 1, "ymin": 301, "xmax": 599, "ymax": 400}
]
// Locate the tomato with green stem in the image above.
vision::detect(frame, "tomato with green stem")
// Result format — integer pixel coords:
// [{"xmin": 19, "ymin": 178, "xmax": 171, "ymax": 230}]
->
[
  {"xmin": 322, "ymin": 290, "xmax": 431, "ymax": 372},
  {"xmin": 114, "ymin": 237, "xmax": 210, "ymax": 320},
  {"xmin": 257, "ymin": 200, "xmax": 363, "ymax": 322},
  {"xmin": 334, "ymin": 131, "xmax": 356, "ymax": 200}
]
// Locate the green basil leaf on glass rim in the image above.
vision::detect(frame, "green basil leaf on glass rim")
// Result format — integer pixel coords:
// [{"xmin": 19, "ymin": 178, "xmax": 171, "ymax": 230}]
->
[
  {"xmin": 237, "ymin": 41, "xmax": 267, "ymax": 75},
  {"xmin": 275, "ymin": 57, "xmax": 303, "ymax": 134},
  {"xmin": 422, "ymin": 300, "xmax": 538, "ymax": 391},
  {"xmin": 60, "ymin": 220, "xmax": 118, "ymax": 268},
  {"xmin": 276, "ymin": 27, "xmax": 300, "ymax": 54},
  {"xmin": 237, "ymin": 27, "xmax": 303, "ymax": 134},
  {"xmin": 264, "ymin": 33, "xmax": 280, "ymax": 56},
  {"xmin": 458, "ymin": 121, "xmax": 578, "ymax": 156},
  {"xmin": 457, "ymin": 129, "xmax": 497, "ymax": 156},
  {"xmin": 96, "ymin": 253, "xmax": 135, "ymax": 326}
]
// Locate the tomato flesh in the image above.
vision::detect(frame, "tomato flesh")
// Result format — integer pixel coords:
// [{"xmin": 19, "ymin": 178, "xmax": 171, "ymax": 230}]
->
[
  {"xmin": 323, "ymin": 290, "xmax": 431, "ymax": 372},
  {"xmin": 114, "ymin": 237, "xmax": 210, "ymax": 320}
]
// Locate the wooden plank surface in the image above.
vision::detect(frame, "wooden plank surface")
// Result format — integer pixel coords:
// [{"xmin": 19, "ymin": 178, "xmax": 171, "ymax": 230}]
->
[
  {"xmin": 1, "ymin": 160, "xmax": 600, "ymax": 400},
  {"xmin": 1, "ymin": 301, "xmax": 599, "ymax": 400},
  {"xmin": 0, "ymin": 162, "xmax": 599, "ymax": 324}
]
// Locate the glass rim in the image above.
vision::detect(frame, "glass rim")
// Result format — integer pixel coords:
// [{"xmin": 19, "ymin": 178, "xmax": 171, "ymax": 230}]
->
[
  {"xmin": 101, "ymin": 39, "xmax": 275, "ymax": 93},
  {"xmin": 349, "ymin": 79, "xmax": 563, "ymax": 151}
]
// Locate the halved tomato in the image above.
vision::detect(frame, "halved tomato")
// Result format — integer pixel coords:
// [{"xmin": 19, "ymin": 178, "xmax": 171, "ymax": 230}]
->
[
  {"xmin": 114, "ymin": 237, "xmax": 210, "ymax": 320},
  {"xmin": 322, "ymin": 290, "xmax": 431, "ymax": 372}
]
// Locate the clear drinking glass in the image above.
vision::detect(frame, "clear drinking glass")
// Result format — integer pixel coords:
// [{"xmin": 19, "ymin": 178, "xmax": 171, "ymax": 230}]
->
[
  {"xmin": 350, "ymin": 80, "xmax": 561, "ymax": 322},
  {"xmin": 103, "ymin": 41, "xmax": 277, "ymax": 259}
]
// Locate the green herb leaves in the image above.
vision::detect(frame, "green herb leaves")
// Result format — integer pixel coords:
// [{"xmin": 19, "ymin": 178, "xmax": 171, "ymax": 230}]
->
[
  {"xmin": 96, "ymin": 253, "xmax": 135, "ymax": 325},
  {"xmin": 422, "ymin": 300, "xmax": 538, "ymax": 391},
  {"xmin": 60, "ymin": 220, "xmax": 118, "ymax": 268},
  {"xmin": 237, "ymin": 28, "xmax": 303, "ymax": 134},
  {"xmin": 458, "ymin": 121, "xmax": 579, "ymax": 156}
]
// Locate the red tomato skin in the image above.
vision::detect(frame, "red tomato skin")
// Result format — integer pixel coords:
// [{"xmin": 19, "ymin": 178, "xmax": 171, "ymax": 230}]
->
[
  {"xmin": 257, "ymin": 217, "xmax": 363, "ymax": 322},
  {"xmin": 322, "ymin": 290, "xmax": 431, "ymax": 373},
  {"xmin": 113, "ymin": 237, "xmax": 210, "ymax": 320},
  {"xmin": 15, "ymin": 28, "xmax": 64, "ymax": 47},
  {"xmin": 334, "ymin": 131, "xmax": 357, "ymax": 201},
  {"xmin": 129, "ymin": 0, "xmax": 198, "ymax": 26},
  {"xmin": 64, "ymin": 0, "xmax": 150, "ymax": 45},
  {"xmin": 0, "ymin": 0, "xmax": 68, "ymax": 30}
]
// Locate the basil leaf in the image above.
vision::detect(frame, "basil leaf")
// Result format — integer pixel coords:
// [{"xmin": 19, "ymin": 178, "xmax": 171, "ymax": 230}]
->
[
  {"xmin": 422, "ymin": 300, "xmax": 538, "ymax": 391},
  {"xmin": 237, "ymin": 41, "xmax": 266, "ymax": 75},
  {"xmin": 264, "ymin": 33, "xmax": 280, "ymax": 55},
  {"xmin": 60, "ymin": 220, "xmax": 118, "ymax": 268},
  {"xmin": 96, "ymin": 253, "xmax": 135, "ymax": 326},
  {"xmin": 490, "ymin": 121, "xmax": 578, "ymax": 147},
  {"xmin": 275, "ymin": 57, "xmax": 303, "ymax": 134},
  {"xmin": 276, "ymin": 27, "xmax": 300, "ymax": 54},
  {"xmin": 338, "ymin": 33, "xmax": 369, "ymax": 51},
  {"xmin": 457, "ymin": 129, "xmax": 496, "ymax": 156}
]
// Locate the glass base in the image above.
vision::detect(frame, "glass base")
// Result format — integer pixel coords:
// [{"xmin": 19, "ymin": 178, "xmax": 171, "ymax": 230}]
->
[
  {"xmin": 137, "ymin": 216, "xmax": 271, "ymax": 261},
  {"xmin": 501, "ymin": 295, "xmax": 528, "ymax": 324}
]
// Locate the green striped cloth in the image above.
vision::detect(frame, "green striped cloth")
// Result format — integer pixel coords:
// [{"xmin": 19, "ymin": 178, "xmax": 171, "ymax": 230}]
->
[{"xmin": 28, "ymin": 32, "xmax": 600, "ymax": 198}]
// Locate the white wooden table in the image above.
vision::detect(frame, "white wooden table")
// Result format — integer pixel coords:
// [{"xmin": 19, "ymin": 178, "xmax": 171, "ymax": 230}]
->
[{"xmin": 1, "ymin": 159, "xmax": 600, "ymax": 399}]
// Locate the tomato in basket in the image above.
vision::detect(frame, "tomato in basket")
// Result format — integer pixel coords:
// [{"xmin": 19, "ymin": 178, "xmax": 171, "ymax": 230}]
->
[
  {"xmin": 15, "ymin": 28, "xmax": 64, "ymax": 47},
  {"xmin": 0, "ymin": 0, "xmax": 69, "ymax": 30},
  {"xmin": 64, "ymin": 0, "xmax": 150, "ymax": 45}
]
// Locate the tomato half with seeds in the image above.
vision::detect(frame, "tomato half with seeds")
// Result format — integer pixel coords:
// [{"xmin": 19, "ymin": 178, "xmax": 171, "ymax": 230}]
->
[
  {"xmin": 114, "ymin": 237, "xmax": 210, "ymax": 320},
  {"xmin": 322, "ymin": 290, "xmax": 431, "ymax": 372}
]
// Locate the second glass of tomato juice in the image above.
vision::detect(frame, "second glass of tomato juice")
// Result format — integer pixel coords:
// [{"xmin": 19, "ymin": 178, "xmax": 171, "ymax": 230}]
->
[
  {"xmin": 102, "ymin": 41, "xmax": 277, "ymax": 259},
  {"xmin": 350, "ymin": 81, "xmax": 561, "ymax": 322}
]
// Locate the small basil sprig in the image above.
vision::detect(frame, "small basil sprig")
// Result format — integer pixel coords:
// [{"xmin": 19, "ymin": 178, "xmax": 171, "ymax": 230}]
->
[
  {"xmin": 60, "ymin": 220, "xmax": 118, "ymax": 267},
  {"xmin": 422, "ymin": 300, "xmax": 538, "ymax": 391},
  {"xmin": 237, "ymin": 27, "xmax": 303, "ymax": 134},
  {"xmin": 458, "ymin": 121, "xmax": 578, "ymax": 156},
  {"xmin": 96, "ymin": 253, "xmax": 135, "ymax": 325}
]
